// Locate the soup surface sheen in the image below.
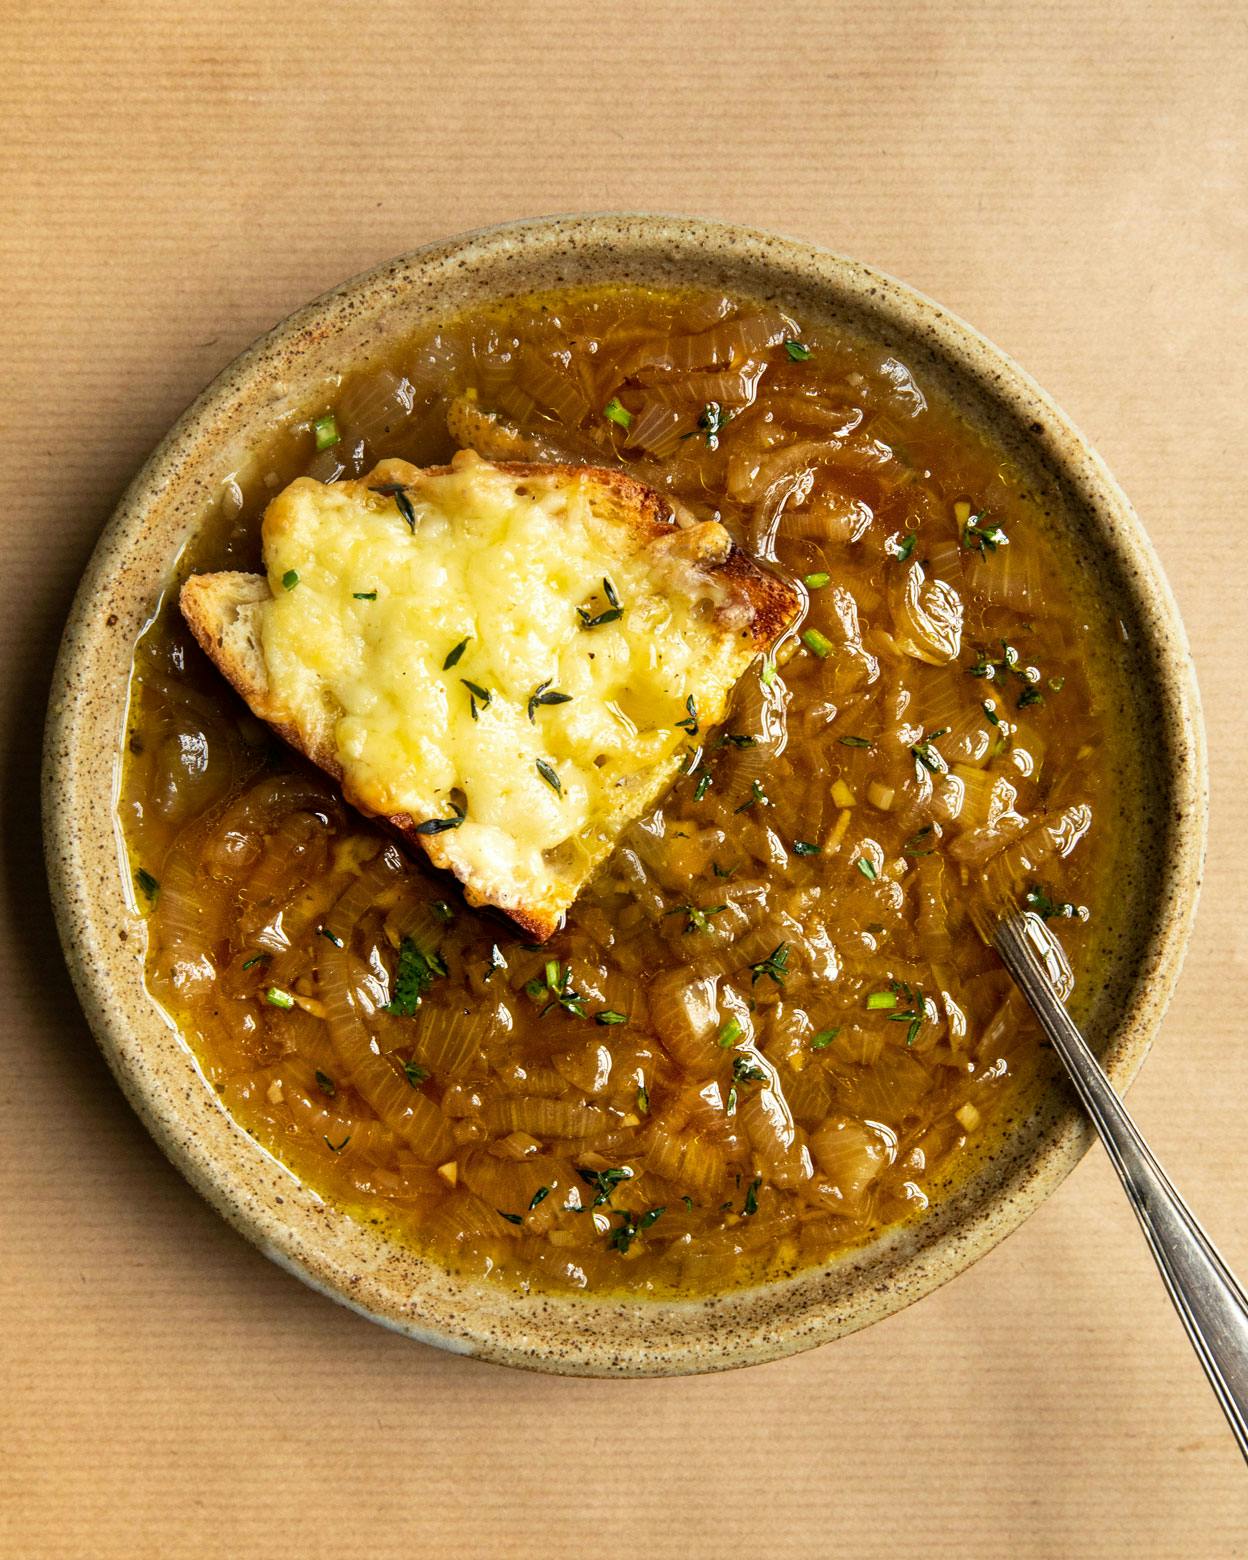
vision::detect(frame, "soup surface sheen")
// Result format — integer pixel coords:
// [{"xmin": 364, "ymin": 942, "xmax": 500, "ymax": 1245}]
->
[{"xmin": 121, "ymin": 284, "xmax": 1121, "ymax": 1298}]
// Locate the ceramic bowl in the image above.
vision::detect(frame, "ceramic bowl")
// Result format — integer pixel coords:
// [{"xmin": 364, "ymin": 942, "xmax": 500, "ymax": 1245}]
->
[{"xmin": 42, "ymin": 215, "xmax": 1206, "ymax": 1375}]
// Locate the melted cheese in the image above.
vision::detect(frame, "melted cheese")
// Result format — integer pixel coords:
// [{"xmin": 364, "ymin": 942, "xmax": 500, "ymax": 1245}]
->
[{"xmin": 258, "ymin": 455, "xmax": 752, "ymax": 903}]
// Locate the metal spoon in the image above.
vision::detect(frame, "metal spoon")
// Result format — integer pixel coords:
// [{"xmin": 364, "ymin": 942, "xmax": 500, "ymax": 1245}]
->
[{"xmin": 994, "ymin": 910, "xmax": 1248, "ymax": 1461}]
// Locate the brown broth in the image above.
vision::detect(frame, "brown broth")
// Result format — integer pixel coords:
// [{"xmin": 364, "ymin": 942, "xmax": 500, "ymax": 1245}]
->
[{"xmin": 119, "ymin": 284, "xmax": 1123, "ymax": 1297}]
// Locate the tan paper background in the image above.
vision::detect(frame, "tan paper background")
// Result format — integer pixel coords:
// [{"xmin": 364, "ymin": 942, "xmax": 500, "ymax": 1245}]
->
[{"xmin": 3, "ymin": 2, "xmax": 1246, "ymax": 1554}]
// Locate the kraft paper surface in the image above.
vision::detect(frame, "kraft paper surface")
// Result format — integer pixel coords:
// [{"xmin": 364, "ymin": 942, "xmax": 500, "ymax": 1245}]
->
[{"xmin": 3, "ymin": 2, "xmax": 1245, "ymax": 1554}]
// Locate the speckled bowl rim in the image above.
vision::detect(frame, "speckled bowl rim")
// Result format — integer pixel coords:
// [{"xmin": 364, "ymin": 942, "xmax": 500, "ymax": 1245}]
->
[{"xmin": 43, "ymin": 214, "xmax": 1207, "ymax": 1376}]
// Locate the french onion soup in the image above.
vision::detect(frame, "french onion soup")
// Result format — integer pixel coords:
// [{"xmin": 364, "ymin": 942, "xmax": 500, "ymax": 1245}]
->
[{"xmin": 120, "ymin": 285, "xmax": 1123, "ymax": 1297}]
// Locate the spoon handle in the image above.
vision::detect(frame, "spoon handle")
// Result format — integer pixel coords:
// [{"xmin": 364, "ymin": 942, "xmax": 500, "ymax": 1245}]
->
[{"xmin": 995, "ymin": 911, "xmax": 1248, "ymax": 1462}]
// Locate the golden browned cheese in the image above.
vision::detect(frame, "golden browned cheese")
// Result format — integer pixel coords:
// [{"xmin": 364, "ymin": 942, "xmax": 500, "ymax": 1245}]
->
[{"xmin": 120, "ymin": 284, "xmax": 1122, "ymax": 1298}]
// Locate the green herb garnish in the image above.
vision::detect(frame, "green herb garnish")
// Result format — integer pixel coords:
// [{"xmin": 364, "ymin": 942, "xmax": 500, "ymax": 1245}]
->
[
  {"xmin": 134, "ymin": 867, "xmax": 159, "ymax": 902},
  {"xmin": 412, "ymin": 801, "xmax": 466, "ymax": 835},
  {"xmin": 265, "ymin": 987, "xmax": 295, "ymax": 1009},
  {"xmin": 962, "ymin": 514, "xmax": 1009, "ymax": 552},
  {"xmin": 403, "ymin": 1060, "xmax": 430, "ymax": 1087},
  {"xmin": 240, "ymin": 953, "xmax": 267, "ymax": 971},
  {"xmin": 676, "ymin": 695, "xmax": 699, "ymax": 736},
  {"xmin": 749, "ymin": 943, "xmax": 790, "ymax": 987},
  {"xmin": 370, "ymin": 482, "xmax": 417, "ymax": 531},
  {"xmin": 743, "ymin": 1177, "xmax": 762, "ymax": 1216},
  {"xmin": 527, "ymin": 678, "xmax": 572, "ymax": 722},
  {"xmin": 353, "ymin": 590, "xmax": 377, "ymax": 600},
  {"xmin": 313, "ymin": 413, "xmax": 340, "ymax": 450},
  {"xmin": 734, "ymin": 779, "xmax": 770, "ymax": 814},
  {"xmin": 732, "ymin": 1057, "xmax": 768, "ymax": 1083},
  {"xmin": 856, "ymin": 857, "xmax": 878, "ymax": 881},
  {"xmin": 461, "ymin": 678, "xmax": 491, "ymax": 720},
  {"xmin": 577, "ymin": 577, "xmax": 623, "ymax": 629},
  {"xmin": 385, "ymin": 937, "xmax": 447, "ymax": 1016},
  {"xmin": 839, "ymin": 735, "xmax": 873, "ymax": 749},
  {"xmin": 318, "ymin": 926, "xmax": 344, "ymax": 947},
  {"xmin": 1025, "ymin": 884, "xmax": 1083, "ymax": 921},
  {"xmin": 717, "ymin": 1016, "xmax": 743, "ymax": 1048},
  {"xmin": 792, "ymin": 840, "xmax": 821, "ymax": 856},
  {"xmin": 281, "ymin": 569, "xmax": 299, "ymax": 591},
  {"xmin": 578, "ymin": 1166, "xmax": 634, "ymax": 1207},
  {"xmin": 784, "ymin": 339, "xmax": 811, "ymax": 362},
  {"xmin": 536, "ymin": 758, "xmax": 563, "ymax": 796},
  {"xmin": 803, "ymin": 571, "xmax": 831, "ymax": 590},
  {"xmin": 315, "ymin": 1069, "xmax": 336, "ymax": 1096},
  {"xmin": 811, "ymin": 1028, "xmax": 839, "ymax": 1050},
  {"xmin": 693, "ymin": 770, "xmax": 713, "ymax": 801},
  {"xmin": 529, "ymin": 1186, "xmax": 551, "ymax": 1210},
  {"xmin": 324, "ymin": 1134, "xmax": 350, "ymax": 1153},
  {"xmin": 596, "ymin": 1009, "xmax": 628, "ymax": 1026},
  {"xmin": 902, "ymin": 824, "xmax": 935, "ymax": 857},
  {"xmin": 802, "ymin": 627, "xmax": 833, "ymax": 659},
  {"xmin": 497, "ymin": 1210, "xmax": 524, "ymax": 1226},
  {"xmin": 604, "ymin": 395, "xmax": 632, "ymax": 429},
  {"xmin": 666, "ymin": 903, "xmax": 728, "ymax": 935},
  {"xmin": 483, "ymin": 945, "xmax": 508, "ymax": 982},
  {"xmin": 866, "ymin": 991, "xmax": 898, "ymax": 1010},
  {"xmin": 683, "ymin": 400, "xmax": 732, "ymax": 451},
  {"xmin": 443, "ymin": 637, "xmax": 470, "ymax": 670}
]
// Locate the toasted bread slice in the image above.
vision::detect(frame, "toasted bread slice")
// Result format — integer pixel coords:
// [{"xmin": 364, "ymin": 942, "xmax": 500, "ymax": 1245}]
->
[{"xmin": 181, "ymin": 451, "xmax": 800, "ymax": 940}]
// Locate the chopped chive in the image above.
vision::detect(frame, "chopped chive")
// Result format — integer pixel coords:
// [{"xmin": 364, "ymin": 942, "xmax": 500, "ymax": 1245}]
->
[
  {"xmin": 856, "ymin": 857, "xmax": 878, "ymax": 881},
  {"xmin": 529, "ymin": 1186, "xmax": 551, "ymax": 1210},
  {"xmin": 596, "ymin": 1009, "xmax": 628, "ymax": 1026},
  {"xmin": 403, "ymin": 1060, "xmax": 430, "ymax": 1087},
  {"xmin": 903, "ymin": 824, "xmax": 935, "ymax": 856},
  {"xmin": 324, "ymin": 1134, "xmax": 350, "ymax": 1153},
  {"xmin": 313, "ymin": 413, "xmax": 340, "ymax": 451},
  {"xmin": 801, "ymin": 628, "xmax": 833, "ymax": 658},
  {"xmin": 803, "ymin": 571, "xmax": 831, "ymax": 590},
  {"xmin": 265, "ymin": 986, "xmax": 295, "ymax": 1009},
  {"xmin": 784, "ymin": 339, "xmax": 812, "ymax": 362},
  {"xmin": 811, "ymin": 1028, "xmax": 839, "ymax": 1050},
  {"xmin": 761, "ymin": 657, "xmax": 777, "ymax": 687},
  {"xmin": 497, "ymin": 1210, "xmax": 524, "ymax": 1226},
  {"xmin": 866, "ymin": 991, "xmax": 898, "ymax": 1010},
  {"xmin": 353, "ymin": 590, "xmax": 377, "ymax": 600},
  {"xmin": 717, "ymin": 1016, "xmax": 743, "ymax": 1048},
  {"xmin": 315, "ymin": 1069, "xmax": 336, "ymax": 1097},
  {"xmin": 839, "ymin": 735, "xmax": 873, "ymax": 749},
  {"xmin": 240, "ymin": 953, "xmax": 267, "ymax": 971},
  {"xmin": 983, "ymin": 700, "xmax": 1001, "ymax": 727},
  {"xmin": 636, "ymin": 1085, "xmax": 650, "ymax": 1115},
  {"xmin": 318, "ymin": 927, "xmax": 344, "ymax": 947},
  {"xmin": 676, "ymin": 694, "xmax": 699, "ymax": 736},
  {"xmin": 281, "ymin": 569, "xmax": 299, "ymax": 591},
  {"xmin": 743, "ymin": 1176, "xmax": 762, "ymax": 1216},
  {"xmin": 604, "ymin": 395, "xmax": 632, "ymax": 430},
  {"xmin": 693, "ymin": 770, "xmax": 712, "ymax": 801},
  {"xmin": 443, "ymin": 637, "xmax": 470, "ymax": 670},
  {"xmin": 134, "ymin": 867, "xmax": 159, "ymax": 902},
  {"xmin": 536, "ymin": 758, "xmax": 563, "ymax": 796},
  {"xmin": 889, "ymin": 534, "xmax": 916, "ymax": 562},
  {"xmin": 792, "ymin": 841, "xmax": 821, "ymax": 856}
]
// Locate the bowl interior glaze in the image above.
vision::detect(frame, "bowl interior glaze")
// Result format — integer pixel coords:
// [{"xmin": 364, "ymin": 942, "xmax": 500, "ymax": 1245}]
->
[{"xmin": 42, "ymin": 216, "xmax": 1206, "ymax": 1375}]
